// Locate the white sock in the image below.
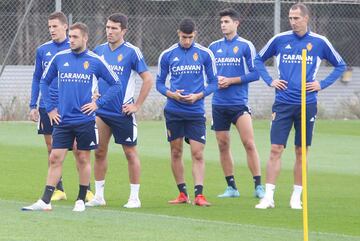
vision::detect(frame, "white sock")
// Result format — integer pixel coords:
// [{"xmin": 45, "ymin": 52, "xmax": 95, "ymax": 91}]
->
[
  {"xmin": 265, "ymin": 183, "xmax": 276, "ymax": 201},
  {"xmin": 291, "ymin": 185, "xmax": 303, "ymax": 201},
  {"xmin": 129, "ymin": 184, "xmax": 140, "ymax": 200},
  {"xmin": 95, "ymin": 180, "xmax": 105, "ymax": 199}
]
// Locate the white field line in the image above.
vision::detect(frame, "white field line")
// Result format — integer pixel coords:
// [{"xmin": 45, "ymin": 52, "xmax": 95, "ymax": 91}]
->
[{"xmin": 2, "ymin": 199, "xmax": 358, "ymax": 240}]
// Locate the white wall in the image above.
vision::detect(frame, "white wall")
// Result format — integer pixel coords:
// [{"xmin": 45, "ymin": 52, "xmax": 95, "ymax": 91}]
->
[{"xmin": 0, "ymin": 66, "xmax": 359, "ymax": 119}]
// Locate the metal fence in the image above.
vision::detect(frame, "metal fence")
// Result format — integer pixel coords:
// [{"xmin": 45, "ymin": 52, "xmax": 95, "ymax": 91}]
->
[{"xmin": 0, "ymin": 0, "xmax": 359, "ymax": 69}]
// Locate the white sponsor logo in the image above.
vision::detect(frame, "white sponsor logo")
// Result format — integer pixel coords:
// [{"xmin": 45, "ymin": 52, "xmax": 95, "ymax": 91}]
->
[
  {"xmin": 171, "ymin": 65, "xmax": 201, "ymax": 75},
  {"xmin": 60, "ymin": 72, "xmax": 91, "ymax": 80},
  {"xmin": 217, "ymin": 49, "xmax": 223, "ymax": 53},
  {"xmin": 125, "ymin": 137, "xmax": 132, "ymax": 142},
  {"xmin": 285, "ymin": 44, "xmax": 292, "ymax": 49},
  {"xmin": 46, "ymin": 51, "xmax": 52, "ymax": 56},
  {"xmin": 282, "ymin": 54, "xmax": 313, "ymax": 64},
  {"xmin": 108, "ymin": 65, "xmax": 124, "ymax": 75},
  {"xmin": 173, "ymin": 57, "xmax": 179, "ymax": 62},
  {"xmin": 90, "ymin": 141, "xmax": 96, "ymax": 146},
  {"xmin": 215, "ymin": 57, "xmax": 242, "ymax": 63},
  {"xmin": 63, "ymin": 62, "xmax": 69, "ymax": 67}
]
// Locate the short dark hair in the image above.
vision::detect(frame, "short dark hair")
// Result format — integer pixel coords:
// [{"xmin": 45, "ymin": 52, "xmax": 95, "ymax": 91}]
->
[
  {"xmin": 219, "ymin": 8, "xmax": 240, "ymax": 21},
  {"xmin": 48, "ymin": 11, "xmax": 68, "ymax": 25},
  {"xmin": 108, "ymin": 13, "xmax": 128, "ymax": 29},
  {"xmin": 69, "ymin": 22, "xmax": 89, "ymax": 37},
  {"xmin": 290, "ymin": 3, "xmax": 310, "ymax": 17},
  {"xmin": 179, "ymin": 18, "xmax": 196, "ymax": 34}
]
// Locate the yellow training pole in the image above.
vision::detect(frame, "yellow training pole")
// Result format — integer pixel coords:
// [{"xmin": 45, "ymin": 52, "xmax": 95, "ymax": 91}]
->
[{"xmin": 301, "ymin": 49, "xmax": 309, "ymax": 241}]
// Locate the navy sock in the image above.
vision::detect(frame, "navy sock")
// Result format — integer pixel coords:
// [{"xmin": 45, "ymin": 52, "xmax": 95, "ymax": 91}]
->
[
  {"xmin": 41, "ymin": 185, "xmax": 55, "ymax": 204},
  {"xmin": 77, "ymin": 185, "xmax": 88, "ymax": 202},
  {"xmin": 194, "ymin": 185, "xmax": 203, "ymax": 197},
  {"xmin": 56, "ymin": 177, "xmax": 64, "ymax": 191},
  {"xmin": 177, "ymin": 183, "xmax": 188, "ymax": 196},
  {"xmin": 225, "ymin": 175, "xmax": 237, "ymax": 190},
  {"xmin": 253, "ymin": 176, "xmax": 261, "ymax": 189}
]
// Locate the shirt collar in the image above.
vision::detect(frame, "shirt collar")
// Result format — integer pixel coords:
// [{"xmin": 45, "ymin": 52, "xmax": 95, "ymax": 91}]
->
[{"xmin": 224, "ymin": 34, "xmax": 239, "ymax": 43}]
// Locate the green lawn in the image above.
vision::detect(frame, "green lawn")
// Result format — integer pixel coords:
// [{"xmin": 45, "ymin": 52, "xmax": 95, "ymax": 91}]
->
[{"xmin": 0, "ymin": 120, "xmax": 359, "ymax": 241}]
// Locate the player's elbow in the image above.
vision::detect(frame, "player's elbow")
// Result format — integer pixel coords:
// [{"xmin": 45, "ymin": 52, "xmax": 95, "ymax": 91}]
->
[
  {"xmin": 253, "ymin": 70, "xmax": 260, "ymax": 81},
  {"xmin": 155, "ymin": 79, "xmax": 164, "ymax": 93},
  {"xmin": 142, "ymin": 72, "xmax": 154, "ymax": 88},
  {"xmin": 253, "ymin": 57, "xmax": 263, "ymax": 71},
  {"xmin": 337, "ymin": 62, "xmax": 347, "ymax": 74}
]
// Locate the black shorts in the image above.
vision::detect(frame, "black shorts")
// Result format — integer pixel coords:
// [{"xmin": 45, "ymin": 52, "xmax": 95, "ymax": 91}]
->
[
  {"xmin": 97, "ymin": 114, "xmax": 137, "ymax": 146},
  {"xmin": 270, "ymin": 102, "xmax": 317, "ymax": 147},
  {"xmin": 52, "ymin": 121, "xmax": 98, "ymax": 150},
  {"xmin": 37, "ymin": 108, "xmax": 53, "ymax": 135},
  {"xmin": 164, "ymin": 110, "xmax": 206, "ymax": 144},
  {"xmin": 211, "ymin": 105, "xmax": 251, "ymax": 131}
]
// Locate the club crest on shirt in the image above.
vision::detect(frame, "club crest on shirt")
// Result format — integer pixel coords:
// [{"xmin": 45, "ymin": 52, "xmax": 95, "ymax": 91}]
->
[
  {"xmin": 117, "ymin": 54, "xmax": 123, "ymax": 62},
  {"xmin": 306, "ymin": 43, "xmax": 313, "ymax": 52},
  {"xmin": 83, "ymin": 61, "xmax": 89, "ymax": 70},
  {"xmin": 193, "ymin": 52, "xmax": 198, "ymax": 61},
  {"xmin": 233, "ymin": 46, "xmax": 239, "ymax": 54}
]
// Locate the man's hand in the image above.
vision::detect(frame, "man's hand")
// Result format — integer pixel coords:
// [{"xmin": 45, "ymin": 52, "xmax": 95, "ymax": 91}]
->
[
  {"xmin": 48, "ymin": 109, "xmax": 61, "ymax": 125},
  {"xmin": 81, "ymin": 101, "xmax": 98, "ymax": 115},
  {"xmin": 168, "ymin": 89, "xmax": 185, "ymax": 102},
  {"xmin": 271, "ymin": 79, "xmax": 288, "ymax": 90},
  {"xmin": 218, "ymin": 76, "xmax": 232, "ymax": 89},
  {"xmin": 29, "ymin": 109, "xmax": 39, "ymax": 122},
  {"xmin": 306, "ymin": 81, "xmax": 321, "ymax": 92},
  {"xmin": 122, "ymin": 103, "xmax": 139, "ymax": 115},
  {"xmin": 181, "ymin": 92, "xmax": 203, "ymax": 104}
]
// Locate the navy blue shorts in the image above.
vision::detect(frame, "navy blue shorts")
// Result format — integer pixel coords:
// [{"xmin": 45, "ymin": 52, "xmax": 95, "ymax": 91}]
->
[
  {"xmin": 52, "ymin": 121, "xmax": 98, "ymax": 150},
  {"xmin": 211, "ymin": 105, "xmax": 251, "ymax": 131},
  {"xmin": 38, "ymin": 108, "xmax": 53, "ymax": 135},
  {"xmin": 97, "ymin": 114, "xmax": 137, "ymax": 146},
  {"xmin": 164, "ymin": 110, "xmax": 206, "ymax": 144},
  {"xmin": 270, "ymin": 102, "xmax": 317, "ymax": 147}
]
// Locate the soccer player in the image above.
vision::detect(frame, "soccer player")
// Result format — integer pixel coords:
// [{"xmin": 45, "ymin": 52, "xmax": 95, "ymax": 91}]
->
[
  {"xmin": 85, "ymin": 13, "xmax": 153, "ymax": 209},
  {"xmin": 208, "ymin": 8, "xmax": 264, "ymax": 199},
  {"xmin": 28, "ymin": 12, "xmax": 94, "ymax": 202},
  {"xmin": 156, "ymin": 18, "xmax": 217, "ymax": 206},
  {"xmin": 22, "ymin": 22, "xmax": 122, "ymax": 212},
  {"xmin": 254, "ymin": 3, "xmax": 346, "ymax": 209}
]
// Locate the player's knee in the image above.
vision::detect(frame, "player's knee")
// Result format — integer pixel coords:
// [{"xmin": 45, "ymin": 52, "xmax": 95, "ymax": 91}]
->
[
  {"xmin": 171, "ymin": 148, "xmax": 182, "ymax": 160},
  {"xmin": 269, "ymin": 145, "xmax": 283, "ymax": 160},
  {"xmin": 124, "ymin": 149, "xmax": 138, "ymax": 163},
  {"xmin": 95, "ymin": 149, "xmax": 107, "ymax": 162},
  {"xmin": 48, "ymin": 155, "xmax": 62, "ymax": 167},
  {"xmin": 217, "ymin": 138, "xmax": 230, "ymax": 153},
  {"xmin": 242, "ymin": 139, "xmax": 256, "ymax": 152},
  {"xmin": 76, "ymin": 153, "xmax": 90, "ymax": 166},
  {"xmin": 192, "ymin": 150, "xmax": 204, "ymax": 163}
]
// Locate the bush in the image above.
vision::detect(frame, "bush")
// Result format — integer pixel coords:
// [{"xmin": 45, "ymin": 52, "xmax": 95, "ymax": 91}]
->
[
  {"xmin": 0, "ymin": 96, "xmax": 29, "ymax": 121},
  {"xmin": 340, "ymin": 92, "xmax": 360, "ymax": 119},
  {"xmin": 136, "ymin": 98, "xmax": 165, "ymax": 120}
]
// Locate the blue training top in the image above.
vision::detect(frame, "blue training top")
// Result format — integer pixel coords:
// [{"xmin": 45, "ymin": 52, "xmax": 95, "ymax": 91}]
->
[
  {"xmin": 29, "ymin": 38, "xmax": 69, "ymax": 109},
  {"xmin": 40, "ymin": 49, "xmax": 121, "ymax": 126},
  {"xmin": 254, "ymin": 30, "xmax": 346, "ymax": 104},
  {"xmin": 209, "ymin": 35, "xmax": 259, "ymax": 106},
  {"xmin": 94, "ymin": 41, "xmax": 148, "ymax": 118},
  {"xmin": 156, "ymin": 42, "xmax": 218, "ymax": 115}
]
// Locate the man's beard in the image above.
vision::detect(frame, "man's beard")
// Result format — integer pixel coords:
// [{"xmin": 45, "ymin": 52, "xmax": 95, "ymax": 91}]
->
[{"xmin": 71, "ymin": 46, "xmax": 83, "ymax": 53}]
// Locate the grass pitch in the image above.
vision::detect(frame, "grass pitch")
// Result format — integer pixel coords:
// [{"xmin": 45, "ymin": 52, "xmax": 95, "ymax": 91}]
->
[{"xmin": 0, "ymin": 120, "xmax": 359, "ymax": 241}]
